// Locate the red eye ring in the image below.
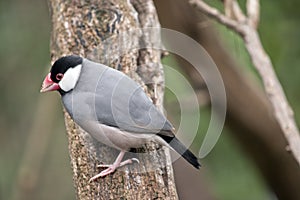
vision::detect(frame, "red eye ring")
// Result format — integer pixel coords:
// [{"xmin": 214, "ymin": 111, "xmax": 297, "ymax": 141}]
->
[{"xmin": 56, "ymin": 73, "xmax": 64, "ymax": 80}]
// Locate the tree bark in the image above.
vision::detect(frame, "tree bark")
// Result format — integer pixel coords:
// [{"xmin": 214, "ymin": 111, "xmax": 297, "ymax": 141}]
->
[
  {"xmin": 49, "ymin": 0, "xmax": 178, "ymax": 199},
  {"xmin": 154, "ymin": 0, "xmax": 300, "ymax": 199}
]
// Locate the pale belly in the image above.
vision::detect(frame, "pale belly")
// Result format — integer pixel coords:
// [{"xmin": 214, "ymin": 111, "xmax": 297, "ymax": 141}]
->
[{"xmin": 78, "ymin": 120, "xmax": 165, "ymax": 151}]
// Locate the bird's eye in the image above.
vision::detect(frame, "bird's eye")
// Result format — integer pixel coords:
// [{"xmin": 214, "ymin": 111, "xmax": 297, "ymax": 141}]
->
[{"xmin": 56, "ymin": 73, "xmax": 64, "ymax": 80}]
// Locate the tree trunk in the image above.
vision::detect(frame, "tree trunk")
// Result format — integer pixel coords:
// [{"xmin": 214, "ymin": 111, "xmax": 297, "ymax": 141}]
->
[{"xmin": 49, "ymin": 0, "xmax": 178, "ymax": 199}]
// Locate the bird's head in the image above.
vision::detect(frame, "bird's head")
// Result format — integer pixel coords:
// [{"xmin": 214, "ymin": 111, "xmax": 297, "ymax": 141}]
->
[{"xmin": 40, "ymin": 55, "xmax": 83, "ymax": 94}]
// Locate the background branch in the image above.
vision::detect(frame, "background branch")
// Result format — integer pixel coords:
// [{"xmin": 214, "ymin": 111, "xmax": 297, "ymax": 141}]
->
[
  {"xmin": 155, "ymin": 0, "xmax": 300, "ymax": 199},
  {"xmin": 224, "ymin": 0, "xmax": 246, "ymax": 22},
  {"xmin": 189, "ymin": 0, "xmax": 244, "ymax": 35},
  {"xmin": 189, "ymin": 0, "xmax": 300, "ymax": 166},
  {"xmin": 247, "ymin": 0, "xmax": 260, "ymax": 28}
]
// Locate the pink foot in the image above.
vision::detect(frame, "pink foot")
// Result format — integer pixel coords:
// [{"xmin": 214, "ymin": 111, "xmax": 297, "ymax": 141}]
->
[
  {"xmin": 89, "ymin": 151, "xmax": 139, "ymax": 182},
  {"xmin": 97, "ymin": 158, "xmax": 139, "ymax": 168}
]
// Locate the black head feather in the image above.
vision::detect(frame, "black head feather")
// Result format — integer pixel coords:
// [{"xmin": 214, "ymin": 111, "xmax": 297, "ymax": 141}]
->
[{"xmin": 50, "ymin": 55, "xmax": 83, "ymax": 83}]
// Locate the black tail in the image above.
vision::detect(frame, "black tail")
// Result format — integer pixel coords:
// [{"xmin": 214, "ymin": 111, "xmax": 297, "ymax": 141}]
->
[{"xmin": 158, "ymin": 134, "xmax": 201, "ymax": 169}]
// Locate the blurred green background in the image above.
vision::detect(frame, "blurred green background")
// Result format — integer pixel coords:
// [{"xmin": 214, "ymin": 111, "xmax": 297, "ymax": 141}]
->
[{"xmin": 1, "ymin": 0, "xmax": 300, "ymax": 199}]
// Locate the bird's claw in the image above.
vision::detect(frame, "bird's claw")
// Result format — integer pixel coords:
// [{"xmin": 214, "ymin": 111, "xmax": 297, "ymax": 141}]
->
[
  {"xmin": 89, "ymin": 166, "xmax": 116, "ymax": 182},
  {"xmin": 89, "ymin": 157, "xmax": 140, "ymax": 182},
  {"xmin": 131, "ymin": 158, "xmax": 139, "ymax": 164},
  {"xmin": 96, "ymin": 157, "xmax": 139, "ymax": 168},
  {"xmin": 97, "ymin": 164, "xmax": 111, "ymax": 168}
]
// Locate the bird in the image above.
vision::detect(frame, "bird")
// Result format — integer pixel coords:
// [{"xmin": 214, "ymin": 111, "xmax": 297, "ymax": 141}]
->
[{"xmin": 40, "ymin": 55, "xmax": 200, "ymax": 181}]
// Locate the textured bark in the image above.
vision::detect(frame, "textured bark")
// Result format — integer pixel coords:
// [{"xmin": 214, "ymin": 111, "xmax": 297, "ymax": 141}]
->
[
  {"xmin": 154, "ymin": 0, "xmax": 300, "ymax": 199},
  {"xmin": 49, "ymin": 0, "xmax": 178, "ymax": 199}
]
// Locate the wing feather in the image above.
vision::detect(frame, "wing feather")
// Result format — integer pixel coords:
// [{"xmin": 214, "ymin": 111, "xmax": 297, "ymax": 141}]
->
[{"xmin": 93, "ymin": 67, "xmax": 174, "ymax": 136}]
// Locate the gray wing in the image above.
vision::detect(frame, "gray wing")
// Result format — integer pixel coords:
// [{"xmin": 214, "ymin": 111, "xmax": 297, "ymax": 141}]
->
[
  {"xmin": 71, "ymin": 59, "xmax": 174, "ymax": 136},
  {"xmin": 94, "ymin": 67, "xmax": 174, "ymax": 136}
]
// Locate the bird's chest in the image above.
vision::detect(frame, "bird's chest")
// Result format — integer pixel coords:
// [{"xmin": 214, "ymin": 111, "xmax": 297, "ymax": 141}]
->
[{"xmin": 62, "ymin": 91, "xmax": 96, "ymax": 122}]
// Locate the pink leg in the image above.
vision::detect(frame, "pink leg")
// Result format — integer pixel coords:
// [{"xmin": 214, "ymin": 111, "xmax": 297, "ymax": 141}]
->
[{"xmin": 89, "ymin": 151, "xmax": 139, "ymax": 182}]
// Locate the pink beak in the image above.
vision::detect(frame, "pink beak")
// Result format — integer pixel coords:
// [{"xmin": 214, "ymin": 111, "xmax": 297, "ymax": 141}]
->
[{"xmin": 40, "ymin": 73, "xmax": 60, "ymax": 92}]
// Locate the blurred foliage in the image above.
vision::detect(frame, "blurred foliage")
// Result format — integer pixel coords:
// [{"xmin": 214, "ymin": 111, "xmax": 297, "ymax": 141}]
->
[{"xmin": 0, "ymin": 0, "xmax": 300, "ymax": 199}]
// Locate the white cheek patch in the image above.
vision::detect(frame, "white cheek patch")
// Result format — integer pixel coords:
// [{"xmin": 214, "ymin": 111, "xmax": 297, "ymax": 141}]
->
[{"xmin": 59, "ymin": 64, "xmax": 82, "ymax": 92}]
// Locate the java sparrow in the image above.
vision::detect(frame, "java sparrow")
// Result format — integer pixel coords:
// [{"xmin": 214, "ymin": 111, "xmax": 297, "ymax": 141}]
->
[{"xmin": 40, "ymin": 55, "xmax": 200, "ymax": 181}]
